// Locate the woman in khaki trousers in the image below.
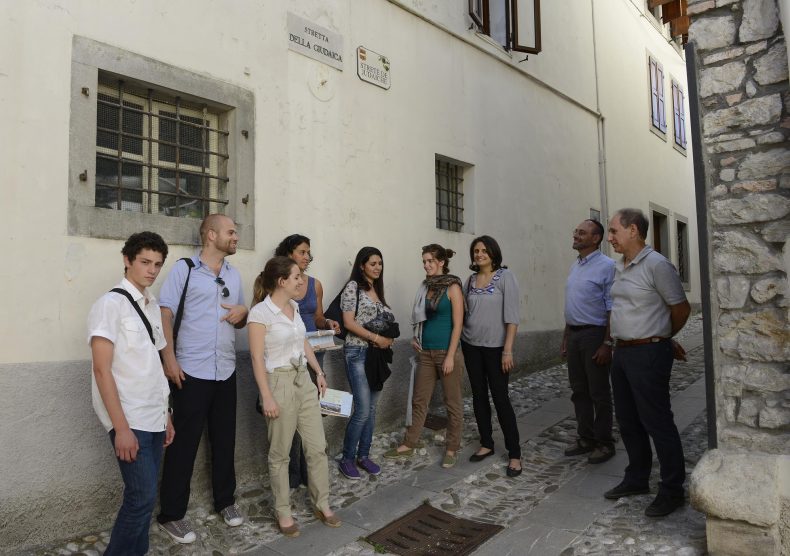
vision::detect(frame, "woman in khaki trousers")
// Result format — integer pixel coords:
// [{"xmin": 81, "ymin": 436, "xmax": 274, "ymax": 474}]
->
[{"xmin": 248, "ymin": 256, "xmax": 341, "ymax": 537}]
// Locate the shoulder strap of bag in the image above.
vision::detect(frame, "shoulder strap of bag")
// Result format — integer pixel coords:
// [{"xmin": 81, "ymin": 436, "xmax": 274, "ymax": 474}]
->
[
  {"xmin": 172, "ymin": 257, "xmax": 195, "ymax": 345},
  {"xmin": 110, "ymin": 288, "xmax": 155, "ymax": 345}
]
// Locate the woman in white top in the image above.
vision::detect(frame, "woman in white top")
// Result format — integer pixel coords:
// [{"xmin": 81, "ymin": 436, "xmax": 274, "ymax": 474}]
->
[{"xmin": 248, "ymin": 256, "xmax": 341, "ymax": 537}]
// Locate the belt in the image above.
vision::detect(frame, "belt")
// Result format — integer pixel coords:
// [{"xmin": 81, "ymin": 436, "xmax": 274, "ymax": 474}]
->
[
  {"xmin": 567, "ymin": 324, "xmax": 604, "ymax": 331},
  {"xmin": 615, "ymin": 337, "xmax": 668, "ymax": 348}
]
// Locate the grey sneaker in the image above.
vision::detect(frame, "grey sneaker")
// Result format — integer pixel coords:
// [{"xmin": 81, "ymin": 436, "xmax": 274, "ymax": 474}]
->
[
  {"xmin": 158, "ymin": 519, "xmax": 197, "ymax": 544},
  {"xmin": 220, "ymin": 503, "xmax": 244, "ymax": 527}
]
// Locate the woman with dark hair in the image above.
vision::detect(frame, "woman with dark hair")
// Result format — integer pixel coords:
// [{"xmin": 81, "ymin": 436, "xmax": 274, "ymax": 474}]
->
[
  {"xmin": 248, "ymin": 256, "xmax": 341, "ymax": 537},
  {"xmin": 384, "ymin": 244, "xmax": 464, "ymax": 468},
  {"xmin": 462, "ymin": 235, "xmax": 523, "ymax": 477},
  {"xmin": 274, "ymin": 234, "xmax": 340, "ymax": 488},
  {"xmin": 337, "ymin": 247, "xmax": 395, "ymax": 480}
]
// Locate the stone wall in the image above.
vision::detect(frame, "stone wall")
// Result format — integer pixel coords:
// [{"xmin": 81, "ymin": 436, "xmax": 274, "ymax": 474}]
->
[{"xmin": 687, "ymin": 0, "xmax": 790, "ymax": 553}]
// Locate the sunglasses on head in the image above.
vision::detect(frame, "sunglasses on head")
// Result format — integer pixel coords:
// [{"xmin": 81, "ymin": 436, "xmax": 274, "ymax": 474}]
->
[{"xmin": 215, "ymin": 277, "xmax": 230, "ymax": 298}]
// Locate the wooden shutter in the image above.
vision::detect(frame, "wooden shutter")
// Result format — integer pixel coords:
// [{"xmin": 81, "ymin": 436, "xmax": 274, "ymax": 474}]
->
[
  {"xmin": 510, "ymin": 0, "xmax": 541, "ymax": 54},
  {"xmin": 650, "ymin": 58, "xmax": 660, "ymax": 129},
  {"xmin": 657, "ymin": 62, "xmax": 667, "ymax": 132},
  {"xmin": 678, "ymin": 86, "xmax": 687, "ymax": 147},
  {"xmin": 469, "ymin": 0, "xmax": 485, "ymax": 29}
]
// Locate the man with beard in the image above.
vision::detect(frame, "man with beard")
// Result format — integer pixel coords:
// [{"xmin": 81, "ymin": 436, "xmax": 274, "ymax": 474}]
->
[
  {"xmin": 561, "ymin": 219, "xmax": 616, "ymax": 465},
  {"xmin": 157, "ymin": 214, "xmax": 248, "ymax": 543}
]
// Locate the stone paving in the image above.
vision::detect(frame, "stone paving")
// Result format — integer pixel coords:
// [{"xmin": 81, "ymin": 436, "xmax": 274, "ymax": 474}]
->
[{"xmin": 33, "ymin": 317, "xmax": 706, "ymax": 555}]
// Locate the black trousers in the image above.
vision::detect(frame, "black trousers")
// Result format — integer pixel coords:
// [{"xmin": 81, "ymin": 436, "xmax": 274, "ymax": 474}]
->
[
  {"xmin": 158, "ymin": 372, "xmax": 237, "ymax": 523},
  {"xmin": 611, "ymin": 340, "xmax": 685, "ymax": 496},
  {"xmin": 566, "ymin": 326, "xmax": 614, "ymax": 448},
  {"xmin": 461, "ymin": 341, "xmax": 521, "ymax": 459}
]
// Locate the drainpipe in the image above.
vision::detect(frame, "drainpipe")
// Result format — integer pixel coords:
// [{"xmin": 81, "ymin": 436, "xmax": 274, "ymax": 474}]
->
[{"xmin": 590, "ymin": 0, "xmax": 610, "ymax": 253}]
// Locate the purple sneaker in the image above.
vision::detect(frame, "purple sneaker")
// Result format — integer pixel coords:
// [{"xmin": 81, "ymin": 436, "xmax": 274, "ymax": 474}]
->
[
  {"xmin": 356, "ymin": 457, "xmax": 381, "ymax": 476},
  {"xmin": 338, "ymin": 459, "xmax": 361, "ymax": 480}
]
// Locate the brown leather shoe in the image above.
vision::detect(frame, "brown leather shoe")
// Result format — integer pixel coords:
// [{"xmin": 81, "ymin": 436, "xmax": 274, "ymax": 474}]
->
[
  {"xmin": 315, "ymin": 509, "xmax": 342, "ymax": 528},
  {"xmin": 277, "ymin": 519, "xmax": 300, "ymax": 537}
]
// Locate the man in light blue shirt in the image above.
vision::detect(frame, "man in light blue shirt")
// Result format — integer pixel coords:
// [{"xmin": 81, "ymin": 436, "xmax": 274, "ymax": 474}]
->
[
  {"xmin": 156, "ymin": 214, "xmax": 248, "ymax": 543},
  {"xmin": 561, "ymin": 219, "xmax": 616, "ymax": 464}
]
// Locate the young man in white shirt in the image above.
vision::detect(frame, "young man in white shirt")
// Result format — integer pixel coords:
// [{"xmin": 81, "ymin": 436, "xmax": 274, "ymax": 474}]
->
[{"xmin": 88, "ymin": 231, "xmax": 174, "ymax": 555}]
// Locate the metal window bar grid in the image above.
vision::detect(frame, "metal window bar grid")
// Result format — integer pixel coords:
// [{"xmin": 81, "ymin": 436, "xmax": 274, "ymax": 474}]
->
[
  {"xmin": 435, "ymin": 159, "xmax": 464, "ymax": 232},
  {"xmin": 96, "ymin": 77, "xmax": 230, "ymax": 219},
  {"xmin": 677, "ymin": 222, "xmax": 688, "ymax": 282}
]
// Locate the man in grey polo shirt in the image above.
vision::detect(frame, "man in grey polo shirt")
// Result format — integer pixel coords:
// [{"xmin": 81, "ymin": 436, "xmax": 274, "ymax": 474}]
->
[
  {"xmin": 561, "ymin": 219, "xmax": 616, "ymax": 464},
  {"xmin": 603, "ymin": 208, "xmax": 690, "ymax": 518}
]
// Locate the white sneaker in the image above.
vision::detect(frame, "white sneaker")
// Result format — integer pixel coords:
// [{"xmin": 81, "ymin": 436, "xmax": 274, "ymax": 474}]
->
[
  {"xmin": 158, "ymin": 518, "xmax": 197, "ymax": 544},
  {"xmin": 220, "ymin": 503, "xmax": 244, "ymax": 527}
]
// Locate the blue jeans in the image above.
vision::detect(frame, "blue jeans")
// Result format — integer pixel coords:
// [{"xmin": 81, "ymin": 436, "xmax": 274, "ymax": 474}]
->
[
  {"xmin": 342, "ymin": 345, "xmax": 380, "ymax": 460},
  {"xmin": 105, "ymin": 429, "xmax": 164, "ymax": 556}
]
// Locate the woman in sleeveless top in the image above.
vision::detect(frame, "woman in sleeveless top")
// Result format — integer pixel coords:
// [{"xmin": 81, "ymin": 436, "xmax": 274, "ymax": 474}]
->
[
  {"xmin": 248, "ymin": 257, "xmax": 340, "ymax": 537},
  {"xmin": 274, "ymin": 234, "xmax": 341, "ymax": 488},
  {"xmin": 384, "ymin": 244, "xmax": 464, "ymax": 468}
]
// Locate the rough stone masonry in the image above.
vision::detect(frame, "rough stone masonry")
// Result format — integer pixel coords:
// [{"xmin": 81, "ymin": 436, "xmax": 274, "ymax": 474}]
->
[{"xmin": 687, "ymin": 0, "xmax": 790, "ymax": 554}]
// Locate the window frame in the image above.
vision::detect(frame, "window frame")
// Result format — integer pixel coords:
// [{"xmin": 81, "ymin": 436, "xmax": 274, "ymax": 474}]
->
[
  {"xmin": 648, "ymin": 54, "xmax": 667, "ymax": 137},
  {"xmin": 649, "ymin": 203, "xmax": 670, "ymax": 258},
  {"xmin": 671, "ymin": 79, "xmax": 688, "ymax": 151},
  {"xmin": 435, "ymin": 156, "xmax": 467, "ymax": 233},
  {"xmin": 69, "ymin": 36, "xmax": 256, "ymax": 248},
  {"xmin": 675, "ymin": 214, "xmax": 691, "ymax": 290},
  {"xmin": 468, "ymin": 0, "xmax": 542, "ymax": 54}
]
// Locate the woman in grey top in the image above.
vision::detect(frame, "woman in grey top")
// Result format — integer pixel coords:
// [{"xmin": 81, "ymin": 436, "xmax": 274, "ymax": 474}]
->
[{"xmin": 461, "ymin": 235, "xmax": 522, "ymax": 477}]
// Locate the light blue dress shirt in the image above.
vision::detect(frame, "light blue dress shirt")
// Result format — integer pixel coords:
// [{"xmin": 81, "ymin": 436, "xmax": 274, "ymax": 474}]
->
[
  {"xmin": 159, "ymin": 256, "xmax": 244, "ymax": 381},
  {"xmin": 564, "ymin": 250, "xmax": 615, "ymax": 327}
]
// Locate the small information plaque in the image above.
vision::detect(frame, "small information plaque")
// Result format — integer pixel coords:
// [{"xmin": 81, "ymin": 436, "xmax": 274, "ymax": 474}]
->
[
  {"xmin": 357, "ymin": 46, "xmax": 390, "ymax": 90},
  {"xmin": 287, "ymin": 12, "xmax": 344, "ymax": 71}
]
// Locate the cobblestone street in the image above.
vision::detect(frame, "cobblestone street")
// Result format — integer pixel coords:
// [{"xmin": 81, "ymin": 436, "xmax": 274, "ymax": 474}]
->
[{"xmin": 33, "ymin": 317, "xmax": 707, "ymax": 556}]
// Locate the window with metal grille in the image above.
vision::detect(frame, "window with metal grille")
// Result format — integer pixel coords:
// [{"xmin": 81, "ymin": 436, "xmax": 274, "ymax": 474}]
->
[
  {"xmin": 95, "ymin": 74, "xmax": 229, "ymax": 219},
  {"xmin": 435, "ymin": 158, "xmax": 465, "ymax": 232},
  {"xmin": 676, "ymin": 219, "xmax": 689, "ymax": 284}
]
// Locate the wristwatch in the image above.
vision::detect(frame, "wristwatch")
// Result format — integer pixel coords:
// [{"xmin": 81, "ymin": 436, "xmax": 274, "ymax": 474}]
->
[{"xmin": 603, "ymin": 339, "xmax": 614, "ymax": 347}]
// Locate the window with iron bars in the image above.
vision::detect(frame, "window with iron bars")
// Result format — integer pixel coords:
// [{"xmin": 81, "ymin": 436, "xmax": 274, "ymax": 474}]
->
[
  {"xmin": 435, "ymin": 158, "xmax": 465, "ymax": 232},
  {"xmin": 96, "ymin": 73, "xmax": 230, "ymax": 219},
  {"xmin": 676, "ymin": 219, "xmax": 689, "ymax": 285}
]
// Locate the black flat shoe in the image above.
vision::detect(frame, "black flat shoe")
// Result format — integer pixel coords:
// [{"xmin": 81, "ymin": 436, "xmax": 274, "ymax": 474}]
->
[
  {"xmin": 645, "ymin": 493, "xmax": 685, "ymax": 517},
  {"xmin": 469, "ymin": 449, "xmax": 495, "ymax": 462},
  {"xmin": 604, "ymin": 480, "xmax": 650, "ymax": 500},
  {"xmin": 506, "ymin": 466, "xmax": 522, "ymax": 477}
]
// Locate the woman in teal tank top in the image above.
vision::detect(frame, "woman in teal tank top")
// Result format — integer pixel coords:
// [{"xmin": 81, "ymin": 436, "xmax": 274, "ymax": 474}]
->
[{"xmin": 384, "ymin": 244, "xmax": 464, "ymax": 469}]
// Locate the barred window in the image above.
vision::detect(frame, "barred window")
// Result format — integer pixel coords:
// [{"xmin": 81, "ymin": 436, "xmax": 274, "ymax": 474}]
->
[
  {"xmin": 676, "ymin": 219, "xmax": 689, "ymax": 285},
  {"xmin": 95, "ymin": 74, "xmax": 229, "ymax": 219},
  {"xmin": 435, "ymin": 158, "xmax": 465, "ymax": 232}
]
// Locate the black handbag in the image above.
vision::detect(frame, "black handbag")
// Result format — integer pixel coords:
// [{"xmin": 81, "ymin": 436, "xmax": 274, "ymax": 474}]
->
[{"xmin": 323, "ymin": 283, "xmax": 360, "ymax": 340}]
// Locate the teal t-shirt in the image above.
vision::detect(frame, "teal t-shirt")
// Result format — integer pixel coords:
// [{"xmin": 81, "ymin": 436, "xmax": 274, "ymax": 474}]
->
[{"xmin": 421, "ymin": 292, "xmax": 452, "ymax": 350}]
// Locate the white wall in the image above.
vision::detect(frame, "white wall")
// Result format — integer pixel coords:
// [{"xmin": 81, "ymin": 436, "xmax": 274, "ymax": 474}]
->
[{"xmin": 593, "ymin": 0, "xmax": 701, "ymax": 299}]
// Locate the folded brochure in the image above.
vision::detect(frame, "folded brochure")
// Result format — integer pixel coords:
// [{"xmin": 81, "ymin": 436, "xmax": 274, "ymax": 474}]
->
[{"xmin": 320, "ymin": 388, "xmax": 353, "ymax": 417}]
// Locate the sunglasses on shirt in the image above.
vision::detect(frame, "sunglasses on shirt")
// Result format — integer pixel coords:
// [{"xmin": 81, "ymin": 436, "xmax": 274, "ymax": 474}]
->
[{"xmin": 215, "ymin": 277, "xmax": 230, "ymax": 298}]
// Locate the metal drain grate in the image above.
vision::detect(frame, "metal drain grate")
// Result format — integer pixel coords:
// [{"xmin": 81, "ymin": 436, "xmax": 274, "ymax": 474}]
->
[
  {"xmin": 366, "ymin": 503, "xmax": 502, "ymax": 555},
  {"xmin": 423, "ymin": 413, "xmax": 448, "ymax": 431}
]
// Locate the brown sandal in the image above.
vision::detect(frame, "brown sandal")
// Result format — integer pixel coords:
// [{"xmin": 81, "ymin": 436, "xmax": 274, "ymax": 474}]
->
[
  {"xmin": 315, "ymin": 509, "xmax": 342, "ymax": 528},
  {"xmin": 277, "ymin": 519, "xmax": 300, "ymax": 537}
]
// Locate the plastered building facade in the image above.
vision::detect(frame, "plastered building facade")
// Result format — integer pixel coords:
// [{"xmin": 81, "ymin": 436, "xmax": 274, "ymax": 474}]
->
[{"xmin": 0, "ymin": 0, "xmax": 698, "ymax": 549}]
